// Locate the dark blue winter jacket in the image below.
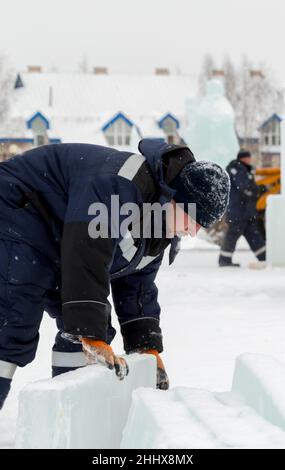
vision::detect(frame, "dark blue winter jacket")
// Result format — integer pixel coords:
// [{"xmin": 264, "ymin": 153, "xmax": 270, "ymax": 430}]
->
[
  {"xmin": 225, "ymin": 159, "xmax": 259, "ymax": 221},
  {"xmin": 0, "ymin": 139, "xmax": 194, "ymax": 353}
]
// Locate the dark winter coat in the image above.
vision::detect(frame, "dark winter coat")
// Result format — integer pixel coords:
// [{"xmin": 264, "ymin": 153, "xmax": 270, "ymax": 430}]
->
[
  {"xmin": 0, "ymin": 139, "xmax": 195, "ymax": 353},
  {"xmin": 225, "ymin": 159, "xmax": 259, "ymax": 221}
]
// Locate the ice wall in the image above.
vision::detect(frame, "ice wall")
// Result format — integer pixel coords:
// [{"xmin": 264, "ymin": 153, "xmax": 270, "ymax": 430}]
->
[
  {"xmin": 16, "ymin": 352, "xmax": 285, "ymax": 449},
  {"xmin": 184, "ymin": 79, "xmax": 239, "ymax": 168}
]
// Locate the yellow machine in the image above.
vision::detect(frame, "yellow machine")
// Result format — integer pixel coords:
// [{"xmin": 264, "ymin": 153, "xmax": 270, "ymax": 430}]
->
[{"xmin": 255, "ymin": 167, "xmax": 281, "ymax": 211}]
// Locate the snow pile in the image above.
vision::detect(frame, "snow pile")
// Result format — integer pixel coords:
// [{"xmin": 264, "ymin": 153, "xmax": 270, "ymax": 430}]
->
[
  {"xmin": 15, "ymin": 353, "xmax": 156, "ymax": 449},
  {"xmin": 183, "ymin": 79, "xmax": 239, "ymax": 168},
  {"xmin": 121, "ymin": 353, "xmax": 285, "ymax": 449}
]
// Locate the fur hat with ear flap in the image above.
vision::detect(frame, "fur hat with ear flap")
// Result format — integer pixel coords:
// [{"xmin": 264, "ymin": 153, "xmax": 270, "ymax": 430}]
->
[{"xmin": 170, "ymin": 161, "xmax": 231, "ymax": 228}]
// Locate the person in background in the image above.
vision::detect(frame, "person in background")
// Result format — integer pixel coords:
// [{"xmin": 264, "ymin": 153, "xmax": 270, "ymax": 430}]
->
[{"xmin": 219, "ymin": 149, "xmax": 266, "ymax": 267}]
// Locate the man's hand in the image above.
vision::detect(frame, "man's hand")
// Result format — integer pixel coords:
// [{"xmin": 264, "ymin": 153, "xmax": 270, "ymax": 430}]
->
[
  {"xmin": 81, "ymin": 338, "xmax": 129, "ymax": 381},
  {"xmin": 139, "ymin": 349, "xmax": 169, "ymax": 390}
]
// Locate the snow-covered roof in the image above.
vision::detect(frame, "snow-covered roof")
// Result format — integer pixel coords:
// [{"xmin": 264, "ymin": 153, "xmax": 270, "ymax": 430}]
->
[
  {"xmin": 14, "ymin": 72, "xmax": 197, "ymax": 118},
  {"xmin": 4, "ymin": 71, "xmax": 198, "ymax": 144}
]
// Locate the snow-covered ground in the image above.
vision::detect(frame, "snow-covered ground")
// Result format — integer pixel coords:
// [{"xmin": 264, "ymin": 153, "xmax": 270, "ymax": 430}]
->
[{"xmin": 1, "ymin": 243, "xmax": 285, "ymax": 448}]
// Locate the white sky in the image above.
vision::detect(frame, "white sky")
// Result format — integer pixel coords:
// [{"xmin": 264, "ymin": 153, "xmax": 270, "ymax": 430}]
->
[{"xmin": 1, "ymin": 0, "xmax": 284, "ymax": 82}]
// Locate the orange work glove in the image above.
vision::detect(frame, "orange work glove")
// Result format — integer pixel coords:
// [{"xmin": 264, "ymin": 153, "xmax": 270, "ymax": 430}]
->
[
  {"xmin": 141, "ymin": 349, "xmax": 169, "ymax": 390},
  {"xmin": 81, "ymin": 338, "xmax": 129, "ymax": 381}
]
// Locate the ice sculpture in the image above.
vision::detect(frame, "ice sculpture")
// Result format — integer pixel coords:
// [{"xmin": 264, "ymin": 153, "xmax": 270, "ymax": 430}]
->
[{"xmin": 184, "ymin": 79, "xmax": 239, "ymax": 168}]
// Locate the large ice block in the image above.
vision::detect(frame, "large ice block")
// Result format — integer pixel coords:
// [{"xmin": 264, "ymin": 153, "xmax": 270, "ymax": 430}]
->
[
  {"xmin": 266, "ymin": 119, "xmax": 285, "ymax": 267},
  {"xmin": 121, "ymin": 353, "xmax": 285, "ymax": 449},
  {"xmin": 266, "ymin": 195, "xmax": 285, "ymax": 267},
  {"xmin": 15, "ymin": 353, "xmax": 156, "ymax": 449},
  {"xmin": 232, "ymin": 353, "xmax": 285, "ymax": 430}
]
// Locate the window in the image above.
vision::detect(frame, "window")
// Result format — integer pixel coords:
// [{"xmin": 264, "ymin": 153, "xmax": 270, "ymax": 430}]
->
[
  {"xmin": 107, "ymin": 135, "xmax": 114, "ymax": 146},
  {"xmin": 104, "ymin": 117, "xmax": 132, "ymax": 146},
  {"xmin": 262, "ymin": 119, "xmax": 281, "ymax": 147},
  {"xmin": 262, "ymin": 154, "xmax": 273, "ymax": 167},
  {"xmin": 30, "ymin": 116, "xmax": 48, "ymax": 147},
  {"xmin": 35, "ymin": 135, "xmax": 46, "ymax": 146},
  {"xmin": 160, "ymin": 116, "xmax": 179, "ymax": 144},
  {"xmin": 272, "ymin": 120, "xmax": 281, "ymax": 145}
]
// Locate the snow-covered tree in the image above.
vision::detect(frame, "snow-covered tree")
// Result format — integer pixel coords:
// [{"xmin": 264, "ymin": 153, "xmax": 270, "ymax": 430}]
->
[
  {"xmin": 198, "ymin": 53, "xmax": 215, "ymax": 97},
  {"xmin": 223, "ymin": 56, "xmax": 238, "ymax": 111},
  {"xmin": 0, "ymin": 55, "xmax": 13, "ymax": 125},
  {"xmin": 198, "ymin": 54, "xmax": 283, "ymax": 142},
  {"xmin": 235, "ymin": 56, "xmax": 283, "ymax": 142}
]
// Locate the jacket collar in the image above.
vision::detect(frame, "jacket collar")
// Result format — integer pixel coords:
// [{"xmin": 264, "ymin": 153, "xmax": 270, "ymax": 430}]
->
[
  {"xmin": 138, "ymin": 138, "xmax": 195, "ymax": 205},
  {"xmin": 138, "ymin": 138, "xmax": 196, "ymax": 264}
]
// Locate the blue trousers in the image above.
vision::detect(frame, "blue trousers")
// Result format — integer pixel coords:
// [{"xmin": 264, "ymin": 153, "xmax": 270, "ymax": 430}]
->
[
  {"xmin": 0, "ymin": 239, "xmax": 116, "ymax": 409},
  {"xmin": 219, "ymin": 217, "xmax": 266, "ymax": 264}
]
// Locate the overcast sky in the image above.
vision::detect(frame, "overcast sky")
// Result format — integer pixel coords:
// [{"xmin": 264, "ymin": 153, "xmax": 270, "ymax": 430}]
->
[{"xmin": 1, "ymin": 0, "xmax": 284, "ymax": 83}]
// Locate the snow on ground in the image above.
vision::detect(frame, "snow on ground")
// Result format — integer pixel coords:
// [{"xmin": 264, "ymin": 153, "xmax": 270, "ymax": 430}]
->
[
  {"xmin": 1, "ymin": 242, "xmax": 285, "ymax": 448},
  {"xmin": 161, "ymin": 247, "xmax": 285, "ymax": 392}
]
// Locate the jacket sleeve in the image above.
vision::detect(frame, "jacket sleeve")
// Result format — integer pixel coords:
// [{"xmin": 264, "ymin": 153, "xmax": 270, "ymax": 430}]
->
[
  {"xmin": 61, "ymin": 223, "xmax": 114, "ymax": 340},
  {"xmin": 111, "ymin": 253, "xmax": 164, "ymax": 353},
  {"xmin": 61, "ymin": 174, "xmax": 138, "ymax": 341}
]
